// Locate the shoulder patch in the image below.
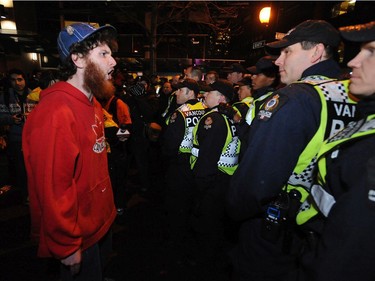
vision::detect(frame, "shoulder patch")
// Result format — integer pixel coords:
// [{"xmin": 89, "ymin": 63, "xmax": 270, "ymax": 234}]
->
[
  {"xmin": 257, "ymin": 94, "xmax": 288, "ymax": 121},
  {"xmin": 204, "ymin": 116, "xmax": 213, "ymax": 130},
  {"xmin": 264, "ymin": 95, "xmax": 279, "ymax": 110},
  {"xmin": 169, "ymin": 112, "xmax": 178, "ymax": 123}
]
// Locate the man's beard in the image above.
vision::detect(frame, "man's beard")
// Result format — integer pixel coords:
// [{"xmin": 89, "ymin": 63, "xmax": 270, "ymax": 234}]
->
[{"xmin": 83, "ymin": 59, "xmax": 115, "ymax": 100}]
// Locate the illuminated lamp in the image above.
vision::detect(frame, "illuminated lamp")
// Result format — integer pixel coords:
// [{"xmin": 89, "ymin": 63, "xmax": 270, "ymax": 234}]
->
[
  {"xmin": 30, "ymin": 53, "xmax": 38, "ymax": 62},
  {"xmin": 259, "ymin": 7, "xmax": 271, "ymax": 25}
]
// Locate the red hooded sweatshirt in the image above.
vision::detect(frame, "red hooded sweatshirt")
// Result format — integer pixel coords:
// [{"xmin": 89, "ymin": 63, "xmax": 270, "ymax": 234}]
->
[{"xmin": 22, "ymin": 81, "xmax": 116, "ymax": 259}]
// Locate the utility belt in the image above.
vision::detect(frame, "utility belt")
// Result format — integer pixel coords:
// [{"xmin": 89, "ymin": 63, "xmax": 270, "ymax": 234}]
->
[
  {"xmin": 261, "ymin": 189, "xmax": 302, "ymax": 254},
  {"xmin": 261, "ymin": 187, "xmax": 322, "ymax": 255}
]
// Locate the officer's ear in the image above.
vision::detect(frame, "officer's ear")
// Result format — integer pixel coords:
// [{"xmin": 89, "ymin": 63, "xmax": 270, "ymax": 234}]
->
[
  {"xmin": 311, "ymin": 43, "xmax": 325, "ymax": 64},
  {"xmin": 219, "ymin": 94, "xmax": 228, "ymax": 103},
  {"xmin": 187, "ymin": 89, "xmax": 194, "ymax": 98}
]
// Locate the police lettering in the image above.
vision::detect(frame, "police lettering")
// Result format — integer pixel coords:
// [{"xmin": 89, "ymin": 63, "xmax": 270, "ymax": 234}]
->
[
  {"xmin": 329, "ymin": 119, "xmax": 345, "ymax": 137},
  {"xmin": 231, "ymin": 124, "xmax": 237, "ymax": 135},
  {"xmin": 334, "ymin": 103, "xmax": 356, "ymax": 118},
  {"xmin": 186, "ymin": 116, "xmax": 200, "ymax": 127},
  {"xmin": 185, "ymin": 110, "xmax": 206, "ymax": 117}
]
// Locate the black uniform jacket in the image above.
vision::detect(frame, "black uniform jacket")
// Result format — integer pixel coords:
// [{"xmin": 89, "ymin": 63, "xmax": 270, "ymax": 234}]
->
[
  {"xmin": 236, "ymin": 85, "xmax": 275, "ymax": 150},
  {"xmin": 192, "ymin": 108, "xmax": 229, "ymax": 182},
  {"xmin": 227, "ymin": 59, "xmax": 342, "ymax": 221},
  {"xmin": 225, "ymin": 59, "xmax": 343, "ymax": 276},
  {"xmin": 305, "ymin": 96, "xmax": 375, "ymax": 281},
  {"xmin": 162, "ymin": 99, "xmax": 203, "ymax": 161}
]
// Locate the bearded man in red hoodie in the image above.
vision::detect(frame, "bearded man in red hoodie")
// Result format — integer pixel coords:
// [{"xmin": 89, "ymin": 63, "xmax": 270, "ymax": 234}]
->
[{"xmin": 22, "ymin": 23, "xmax": 118, "ymax": 281}]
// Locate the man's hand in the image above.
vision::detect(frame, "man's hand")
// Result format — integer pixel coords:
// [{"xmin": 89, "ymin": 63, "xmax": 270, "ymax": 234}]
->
[
  {"xmin": 12, "ymin": 114, "xmax": 23, "ymax": 124},
  {"xmin": 127, "ymin": 82, "xmax": 146, "ymax": 97},
  {"xmin": 61, "ymin": 248, "xmax": 82, "ymax": 276}
]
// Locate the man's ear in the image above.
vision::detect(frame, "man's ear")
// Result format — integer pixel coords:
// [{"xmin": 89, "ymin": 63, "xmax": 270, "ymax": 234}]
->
[
  {"xmin": 188, "ymin": 89, "xmax": 195, "ymax": 99},
  {"xmin": 71, "ymin": 53, "xmax": 85, "ymax": 69},
  {"xmin": 311, "ymin": 43, "xmax": 325, "ymax": 64},
  {"xmin": 219, "ymin": 94, "xmax": 228, "ymax": 103}
]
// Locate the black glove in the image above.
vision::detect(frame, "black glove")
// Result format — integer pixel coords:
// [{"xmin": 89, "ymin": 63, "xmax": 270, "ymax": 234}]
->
[
  {"xmin": 217, "ymin": 102, "xmax": 237, "ymax": 120},
  {"xmin": 127, "ymin": 82, "xmax": 146, "ymax": 97}
]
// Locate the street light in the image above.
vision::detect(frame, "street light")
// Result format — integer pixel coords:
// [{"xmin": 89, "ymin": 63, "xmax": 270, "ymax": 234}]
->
[{"xmin": 259, "ymin": 7, "xmax": 271, "ymax": 26}]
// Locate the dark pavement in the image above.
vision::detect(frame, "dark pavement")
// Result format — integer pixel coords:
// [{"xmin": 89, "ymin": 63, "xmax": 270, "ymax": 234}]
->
[{"xmin": 0, "ymin": 155, "xmax": 233, "ymax": 281}]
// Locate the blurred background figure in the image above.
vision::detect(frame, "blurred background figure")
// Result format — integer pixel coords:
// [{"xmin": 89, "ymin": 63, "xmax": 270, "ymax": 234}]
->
[
  {"xmin": 223, "ymin": 63, "xmax": 246, "ymax": 103},
  {"xmin": 159, "ymin": 81, "xmax": 177, "ymax": 126},
  {"xmin": 98, "ymin": 88, "xmax": 132, "ymax": 219},
  {"xmin": 205, "ymin": 70, "xmax": 219, "ymax": 85},
  {"xmin": 28, "ymin": 68, "xmax": 43, "ymax": 90},
  {"xmin": 232, "ymin": 76, "xmax": 253, "ymax": 119},
  {"xmin": 122, "ymin": 74, "xmax": 160, "ymax": 194},
  {"xmin": 27, "ymin": 69, "xmax": 60, "ymax": 103},
  {"xmin": 225, "ymin": 63, "xmax": 246, "ymax": 86},
  {"xmin": 0, "ymin": 68, "xmax": 34, "ymax": 204}
]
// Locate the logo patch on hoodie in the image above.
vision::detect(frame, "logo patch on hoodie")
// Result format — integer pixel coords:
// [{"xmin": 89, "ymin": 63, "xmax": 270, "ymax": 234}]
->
[{"xmin": 92, "ymin": 114, "xmax": 106, "ymax": 153}]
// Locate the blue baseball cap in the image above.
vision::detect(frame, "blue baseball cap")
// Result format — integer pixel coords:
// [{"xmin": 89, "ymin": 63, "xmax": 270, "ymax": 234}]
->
[{"xmin": 57, "ymin": 23, "xmax": 117, "ymax": 61}]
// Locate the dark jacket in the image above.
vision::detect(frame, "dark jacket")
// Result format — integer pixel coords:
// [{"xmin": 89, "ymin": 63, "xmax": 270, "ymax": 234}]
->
[
  {"xmin": 0, "ymin": 88, "xmax": 34, "ymax": 142},
  {"xmin": 225, "ymin": 59, "xmax": 345, "ymax": 279},
  {"xmin": 122, "ymin": 92, "xmax": 159, "ymax": 138},
  {"xmin": 303, "ymin": 96, "xmax": 375, "ymax": 281}
]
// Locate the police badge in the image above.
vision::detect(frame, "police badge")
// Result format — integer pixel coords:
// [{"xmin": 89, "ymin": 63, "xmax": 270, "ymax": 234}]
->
[{"xmin": 258, "ymin": 94, "xmax": 287, "ymax": 121}]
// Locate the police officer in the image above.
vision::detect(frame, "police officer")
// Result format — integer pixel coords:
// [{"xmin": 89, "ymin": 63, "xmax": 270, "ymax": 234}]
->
[
  {"xmin": 226, "ymin": 63, "xmax": 246, "ymax": 86},
  {"xmin": 236, "ymin": 56, "xmax": 280, "ymax": 154},
  {"xmin": 220, "ymin": 57, "xmax": 279, "ymax": 147},
  {"xmin": 161, "ymin": 78, "xmax": 206, "ymax": 262},
  {"xmin": 245, "ymin": 56, "xmax": 280, "ymax": 125},
  {"xmin": 225, "ymin": 63, "xmax": 246, "ymax": 103},
  {"xmin": 190, "ymin": 79, "xmax": 241, "ymax": 270},
  {"xmin": 232, "ymin": 76, "xmax": 253, "ymax": 119},
  {"xmin": 226, "ymin": 20, "xmax": 360, "ymax": 281},
  {"xmin": 299, "ymin": 21, "xmax": 375, "ymax": 281}
]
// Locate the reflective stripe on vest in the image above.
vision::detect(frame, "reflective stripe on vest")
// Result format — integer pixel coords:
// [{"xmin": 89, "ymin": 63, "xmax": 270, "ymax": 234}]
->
[
  {"xmin": 169, "ymin": 102, "xmax": 206, "ymax": 154},
  {"xmin": 309, "ymin": 115, "xmax": 375, "ymax": 217},
  {"xmin": 232, "ymin": 96, "xmax": 253, "ymax": 118},
  {"xmin": 162, "ymin": 91, "xmax": 176, "ymax": 119},
  {"xmin": 279, "ymin": 77, "xmax": 358, "ymax": 225},
  {"xmin": 180, "ymin": 102, "xmax": 207, "ymax": 153},
  {"xmin": 190, "ymin": 109, "xmax": 241, "ymax": 175},
  {"xmin": 245, "ymin": 91, "xmax": 273, "ymax": 125}
]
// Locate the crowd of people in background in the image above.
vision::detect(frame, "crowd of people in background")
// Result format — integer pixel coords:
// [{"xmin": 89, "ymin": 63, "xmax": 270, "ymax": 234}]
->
[{"xmin": 1, "ymin": 18, "xmax": 375, "ymax": 281}]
